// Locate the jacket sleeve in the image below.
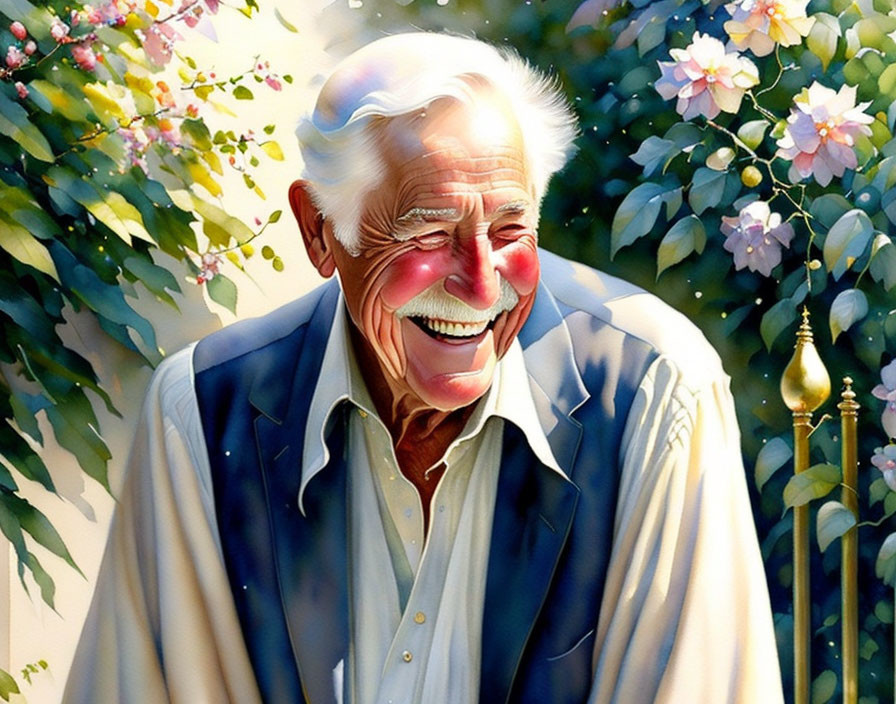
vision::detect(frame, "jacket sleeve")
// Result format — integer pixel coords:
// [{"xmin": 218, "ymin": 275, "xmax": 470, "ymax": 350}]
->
[
  {"xmin": 62, "ymin": 346, "xmax": 262, "ymax": 704},
  {"xmin": 589, "ymin": 355, "xmax": 784, "ymax": 704}
]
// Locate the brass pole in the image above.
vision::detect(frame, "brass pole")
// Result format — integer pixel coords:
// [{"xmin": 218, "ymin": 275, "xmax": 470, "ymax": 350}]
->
[
  {"xmin": 781, "ymin": 308, "xmax": 830, "ymax": 704},
  {"xmin": 839, "ymin": 378, "xmax": 860, "ymax": 704}
]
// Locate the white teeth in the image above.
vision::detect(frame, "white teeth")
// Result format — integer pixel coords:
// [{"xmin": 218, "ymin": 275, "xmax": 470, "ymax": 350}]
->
[{"xmin": 421, "ymin": 317, "xmax": 489, "ymax": 337}]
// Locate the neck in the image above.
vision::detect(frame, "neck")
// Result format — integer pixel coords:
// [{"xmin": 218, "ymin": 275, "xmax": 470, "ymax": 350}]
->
[{"xmin": 348, "ymin": 322, "xmax": 478, "ymax": 517}]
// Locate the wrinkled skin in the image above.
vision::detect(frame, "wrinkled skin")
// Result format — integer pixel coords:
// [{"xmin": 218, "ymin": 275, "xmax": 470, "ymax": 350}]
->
[{"xmin": 290, "ymin": 89, "xmax": 539, "ymax": 515}]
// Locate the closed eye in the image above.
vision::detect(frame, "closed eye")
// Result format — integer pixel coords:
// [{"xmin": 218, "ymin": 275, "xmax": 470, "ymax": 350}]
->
[
  {"xmin": 491, "ymin": 224, "xmax": 528, "ymax": 242},
  {"xmin": 412, "ymin": 231, "xmax": 452, "ymax": 250}
]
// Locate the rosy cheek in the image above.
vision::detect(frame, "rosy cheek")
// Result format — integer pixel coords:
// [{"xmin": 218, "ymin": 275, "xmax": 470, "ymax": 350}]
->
[
  {"xmin": 497, "ymin": 239, "xmax": 540, "ymax": 296},
  {"xmin": 377, "ymin": 249, "xmax": 452, "ymax": 310}
]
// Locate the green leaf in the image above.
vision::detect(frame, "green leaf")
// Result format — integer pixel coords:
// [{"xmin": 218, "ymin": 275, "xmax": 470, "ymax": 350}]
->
[
  {"xmin": 0, "ymin": 213, "xmax": 60, "ymax": 281},
  {"xmin": 52, "ymin": 246, "xmax": 158, "ymax": 355},
  {"xmin": 783, "ymin": 463, "xmax": 841, "ymax": 509},
  {"xmin": 816, "ymin": 500, "xmax": 857, "ymax": 552},
  {"xmin": 810, "ymin": 193, "xmax": 852, "ymax": 228},
  {"xmin": 637, "ymin": 16, "xmax": 666, "ymax": 56},
  {"xmin": 656, "ymin": 215, "xmax": 705, "ymax": 279},
  {"xmin": 0, "ymin": 91, "xmax": 53, "ymax": 162},
  {"xmin": 876, "ymin": 532, "xmax": 896, "ymax": 586},
  {"xmin": 206, "ymin": 274, "xmax": 237, "ymax": 314},
  {"xmin": 811, "ymin": 670, "xmax": 837, "ymax": 704},
  {"xmin": 870, "ymin": 476, "xmax": 889, "ymax": 506},
  {"xmin": 42, "ymin": 167, "xmax": 152, "ymax": 245},
  {"xmin": 274, "ymin": 6, "xmax": 298, "ymax": 32},
  {"xmin": 630, "ymin": 136, "xmax": 677, "ymax": 177},
  {"xmin": 870, "ymin": 233, "xmax": 896, "ymax": 290},
  {"xmin": 0, "ymin": 668, "xmax": 20, "ymax": 701},
  {"xmin": 233, "ymin": 85, "xmax": 254, "ymax": 100},
  {"xmin": 860, "ymin": 636, "xmax": 879, "ymax": 661},
  {"xmin": 829, "ymin": 288, "xmax": 868, "ymax": 342},
  {"xmin": 268, "ymin": 209, "xmax": 282, "ymax": 223},
  {"xmin": 688, "ymin": 167, "xmax": 726, "ymax": 215},
  {"xmin": 755, "ymin": 437, "xmax": 792, "ymax": 491},
  {"xmin": 189, "ymin": 196, "xmax": 254, "ymax": 246},
  {"xmin": 823, "ymin": 209, "xmax": 873, "ymax": 280},
  {"xmin": 2, "ymin": 490, "xmax": 80, "ymax": 574},
  {"xmin": 25, "ymin": 551, "xmax": 55, "ymax": 609},
  {"xmin": 806, "ymin": 13, "xmax": 841, "ymax": 71},
  {"xmin": 736, "ymin": 120, "xmax": 770, "ymax": 151},
  {"xmin": 610, "ymin": 182, "xmax": 669, "ymax": 256},
  {"xmin": 760, "ymin": 298, "xmax": 798, "ymax": 351},
  {"xmin": 0, "ymin": 425, "xmax": 55, "ymax": 492},
  {"xmin": 123, "ymin": 256, "xmax": 181, "ymax": 308},
  {"xmin": 45, "ymin": 403, "xmax": 110, "ymax": 490}
]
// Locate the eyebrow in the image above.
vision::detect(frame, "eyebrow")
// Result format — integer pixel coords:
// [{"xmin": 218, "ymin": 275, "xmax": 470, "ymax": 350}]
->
[
  {"xmin": 396, "ymin": 207, "xmax": 460, "ymax": 223},
  {"xmin": 396, "ymin": 200, "xmax": 530, "ymax": 224}
]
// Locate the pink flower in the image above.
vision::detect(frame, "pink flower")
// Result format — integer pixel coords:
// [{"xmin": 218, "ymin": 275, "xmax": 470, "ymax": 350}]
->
[
  {"xmin": 721, "ymin": 200, "xmax": 794, "ymax": 276},
  {"xmin": 775, "ymin": 82, "xmax": 873, "ymax": 186},
  {"xmin": 71, "ymin": 43, "xmax": 97, "ymax": 70},
  {"xmin": 204, "ymin": 0, "xmax": 219, "ymax": 13},
  {"xmin": 9, "ymin": 21, "xmax": 27, "ymax": 41},
  {"xmin": 14, "ymin": 81, "xmax": 28, "ymax": 99},
  {"xmin": 50, "ymin": 17, "xmax": 70, "ymax": 42},
  {"xmin": 264, "ymin": 75, "xmax": 282, "ymax": 91},
  {"xmin": 655, "ymin": 32, "xmax": 759, "ymax": 120},
  {"xmin": 724, "ymin": 0, "xmax": 814, "ymax": 57},
  {"xmin": 5, "ymin": 45, "xmax": 25, "ymax": 68},
  {"xmin": 873, "ymin": 359, "xmax": 896, "ymax": 439},
  {"xmin": 139, "ymin": 22, "xmax": 180, "ymax": 66},
  {"xmin": 179, "ymin": 0, "xmax": 203, "ymax": 27},
  {"xmin": 23, "ymin": 40, "xmax": 36, "ymax": 55},
  {"xmin": 198, "ymin": 252, "xmax": 221, "ymax": 282},
  {"xmin": 872, "ymin": 444, "xmax": 896, "ymax": 491}
]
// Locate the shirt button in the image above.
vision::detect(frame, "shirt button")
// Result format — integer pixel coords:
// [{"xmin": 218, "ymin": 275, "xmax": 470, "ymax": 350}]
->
[
  {"xmin": 414, "ymin": 611, "xmax": 426, "ymax": 624},
  {"xmin": 402, "ymin": 650, "xmax": 413, "ymax": 663}
]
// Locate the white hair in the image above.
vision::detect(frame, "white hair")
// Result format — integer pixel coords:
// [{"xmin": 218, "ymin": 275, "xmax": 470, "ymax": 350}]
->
[{"xmin": 296, "ymin": 32, "xmax": 578, "ymax": 254}]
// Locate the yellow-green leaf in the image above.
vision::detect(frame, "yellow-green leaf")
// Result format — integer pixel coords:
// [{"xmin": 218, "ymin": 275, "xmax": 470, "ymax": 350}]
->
[
  {"xmin": 0, "ymin": 215, "xmax": 59, "ymax": 281},
  {"xmin": 261, "ymin": 140, "xmax": 284, "ymax": 161}
]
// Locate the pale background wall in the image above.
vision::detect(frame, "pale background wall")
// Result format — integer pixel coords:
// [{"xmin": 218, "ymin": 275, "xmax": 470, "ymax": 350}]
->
[{"xmin": 3, "ymin": 3, "xmax": 381, "ymax": 701}]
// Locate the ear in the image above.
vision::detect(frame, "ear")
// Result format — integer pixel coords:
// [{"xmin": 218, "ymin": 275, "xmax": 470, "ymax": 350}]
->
[{"xmin": 288, "ymin": 180, "xmax": 336, "ymax": 278}]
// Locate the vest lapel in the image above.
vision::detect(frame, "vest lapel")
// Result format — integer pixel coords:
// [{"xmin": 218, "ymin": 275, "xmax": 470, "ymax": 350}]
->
[
  {"xmin": 480, "ymin": 423, "xmax": 580, "ymax": 704},
  {"xmin": 250, "ymin": 282, "xmax": 350, "ymax": 704}
]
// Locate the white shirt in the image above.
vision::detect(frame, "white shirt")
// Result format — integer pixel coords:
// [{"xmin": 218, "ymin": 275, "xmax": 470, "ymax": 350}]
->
[
  {"xmin": 304, "ymin": 301, "xmax": 563, "ymax": 703},
  {"xmin": 63, "ymin": 272, "xmax": 784, "ymax": 704}
]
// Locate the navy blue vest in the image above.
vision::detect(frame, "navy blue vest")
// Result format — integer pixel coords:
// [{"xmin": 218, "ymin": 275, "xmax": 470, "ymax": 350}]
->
[{"xmin": 194, "ymin": 253, "xmax": 655, "ymax": 703}]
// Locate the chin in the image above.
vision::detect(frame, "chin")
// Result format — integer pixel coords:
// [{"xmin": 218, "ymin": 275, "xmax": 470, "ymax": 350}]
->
[{"xmin": 407, "ymin": 357, "xmax": 497, "ymax": 412}]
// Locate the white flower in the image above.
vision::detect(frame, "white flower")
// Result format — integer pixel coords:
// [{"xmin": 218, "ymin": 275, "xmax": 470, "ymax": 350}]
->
[
  {"xmin": 655, "ymin": 32, "xmax": 759, "ymax": 120},
  {"xmin": 724, "ymin": 0, "xmax": 815, "ymax": 57}
]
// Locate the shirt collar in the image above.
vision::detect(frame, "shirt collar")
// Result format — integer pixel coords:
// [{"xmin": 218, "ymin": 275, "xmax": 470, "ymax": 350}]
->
[{"xmin": 299, "ymin": 292, "xmax": 564, "ymax": 513}]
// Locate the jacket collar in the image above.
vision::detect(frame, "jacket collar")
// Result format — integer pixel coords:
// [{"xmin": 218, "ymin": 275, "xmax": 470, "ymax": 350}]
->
[{"xmin": 247, "ymin": 271, "xmax": 590, "ymax": 474}]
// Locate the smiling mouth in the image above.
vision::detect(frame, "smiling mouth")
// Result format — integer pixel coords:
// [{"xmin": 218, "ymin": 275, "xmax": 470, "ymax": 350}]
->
[{"xmin": 409, "ymin": 315, "xmax": 497, "ymax": 341}]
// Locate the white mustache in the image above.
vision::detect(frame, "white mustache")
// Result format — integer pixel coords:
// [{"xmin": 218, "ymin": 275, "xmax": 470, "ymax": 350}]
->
[{"xmin": 394, "ymin": 275, "xmax": 519, "ymax": 324}]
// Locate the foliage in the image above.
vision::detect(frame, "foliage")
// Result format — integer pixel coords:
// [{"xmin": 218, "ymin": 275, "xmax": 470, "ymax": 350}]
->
[
  {"xmin": 341, "ymin": 0, "xmax": 896, "ymax": 700},
  {"xmin": 0, "ymin": 0, "xmax": 287, "ymax": 643}
]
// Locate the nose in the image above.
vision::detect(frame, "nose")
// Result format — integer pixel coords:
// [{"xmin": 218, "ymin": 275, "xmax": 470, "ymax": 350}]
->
[{"xmin": 443, "ymin": 234, "xmax": 500, "ymax": 310}]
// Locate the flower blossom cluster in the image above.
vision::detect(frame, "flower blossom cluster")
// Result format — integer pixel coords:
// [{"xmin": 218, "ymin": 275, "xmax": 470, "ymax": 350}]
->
[
  {"xmin": 872, "ymin": 444, "xmax": 896, "ymax": 492},
  {"xmin": 655, "ymin": 32, "xmax": 759, "ymax": 120},
  {"xmin": 724, "ymin": 0, "xmax": 815, "ymax": 56},
  {"xmin": 196, "ymin": 252, "xmax": 222, "ymax": 284},
  {"xmin": 775, "ymin": 82, "xmax": 873, "ymax": 186},
  {"xmin": 873, "ymin": 359, "xmax": 896, "ymax": 439},
  {"xmin": 721, "ymin": 200, "xmax": 794, "ymax": 276},
  {"xmin": 3, "ymin": 20, "xmax": 36, "ymax": 75}
]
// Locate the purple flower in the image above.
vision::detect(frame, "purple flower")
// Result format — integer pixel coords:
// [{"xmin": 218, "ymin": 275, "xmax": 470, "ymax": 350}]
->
[
  {"xmin": 724, "ymin": 0, "xmax": 814, "ymax": 57},
  {"xmin": 721, "ymin": 200, "xmax": 794, "ymax": 276},
  {"xmin": 873, "ymin": 359, "xmax": 896, "ymax": 439},
  {"xmin": 872, "ymin": 444, "xmax": 896, "ymax": 492}
]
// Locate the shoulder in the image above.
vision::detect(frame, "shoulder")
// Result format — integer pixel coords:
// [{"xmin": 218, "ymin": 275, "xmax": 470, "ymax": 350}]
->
[
  {"xmin": 192, "ymin": 279, "xmax": 338, "ymax": 375},
  {"xmin": 537, "ymin": 248, "xmax": 726, "ymax": 391}
]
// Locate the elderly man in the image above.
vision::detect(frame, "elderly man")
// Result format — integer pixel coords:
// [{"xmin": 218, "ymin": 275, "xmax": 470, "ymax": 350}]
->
[{"xmin": 65, "ymin": 32, "xmax": 783, "ymax": 703}]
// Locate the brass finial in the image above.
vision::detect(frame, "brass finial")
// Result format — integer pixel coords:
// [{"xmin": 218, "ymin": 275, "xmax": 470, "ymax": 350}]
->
[
  {"xmin": 781, "ymin": 307, "xmax": 831, "ymax": 413},
  {"xmin": 838, "ymin": 376, "xmax": 860, "ymax": 416}
]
